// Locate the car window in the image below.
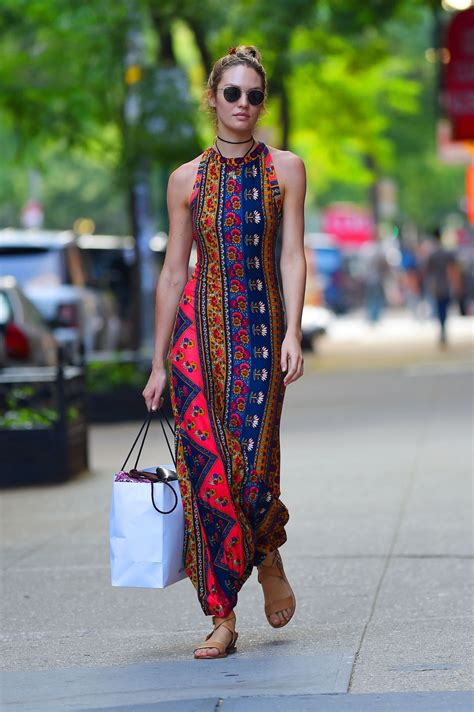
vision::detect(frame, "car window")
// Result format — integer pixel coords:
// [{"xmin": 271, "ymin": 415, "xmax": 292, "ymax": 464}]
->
[
  {"xmin": 80, "ymin": 248, "xmax": 131, "ymax": 288},
  {"xmin": 17, "ymin": 290, "xmax": 46, "ymax": 327},
  {"xmin": 0, "ymin": 248, "xmax": 62, "ymax": 287},
  {"xmin": 0, "ymin": 291, "xmax": 13, "ymax": 325}
]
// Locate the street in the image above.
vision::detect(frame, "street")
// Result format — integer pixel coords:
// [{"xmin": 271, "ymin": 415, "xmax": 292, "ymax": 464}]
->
[{"xmin": 1, "ymin": 313, "xmax": 473, "ymax": 710}]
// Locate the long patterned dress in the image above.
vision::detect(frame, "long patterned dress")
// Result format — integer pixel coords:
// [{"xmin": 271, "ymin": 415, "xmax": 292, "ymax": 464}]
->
[{"xmin": 169, "ymin": 141, "xmax": 289, "ymax": 618}]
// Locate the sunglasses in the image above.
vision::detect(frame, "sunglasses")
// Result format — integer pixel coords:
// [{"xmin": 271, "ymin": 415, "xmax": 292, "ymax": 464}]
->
[{"xmin": 218, "ymin": 86, "xmax": 265, "ymax": 106}]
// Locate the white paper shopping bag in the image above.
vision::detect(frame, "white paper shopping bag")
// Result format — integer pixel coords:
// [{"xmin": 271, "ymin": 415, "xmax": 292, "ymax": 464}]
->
[{"xmin": 109, "ymin": 411, "xmax": 187, "ymax": 589}]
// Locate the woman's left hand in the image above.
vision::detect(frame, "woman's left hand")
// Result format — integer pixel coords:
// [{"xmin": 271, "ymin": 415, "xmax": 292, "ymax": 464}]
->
[{"xmin": 281, "ymin": 332, "xmax": 304, "ymax": 386}]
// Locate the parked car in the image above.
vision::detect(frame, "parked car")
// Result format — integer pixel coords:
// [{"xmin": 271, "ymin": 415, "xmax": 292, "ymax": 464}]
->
[
  {"xmin": 300, "ymin": 241, "xmax": 332, "ymax": 351},
  {"xmin": 76, "ymin": 233, "xmax": 135, "ymax": 348},
  {"xmin": 0, "ymin": 229, "xmax": 121, "ymax": 356},
  {"xmin": 0, "ymin": 276, "xmax": 57, "ymax": 367},
  {"xmin": 305, "ymin": 232, "xmax": 364, "ymax": 314}
]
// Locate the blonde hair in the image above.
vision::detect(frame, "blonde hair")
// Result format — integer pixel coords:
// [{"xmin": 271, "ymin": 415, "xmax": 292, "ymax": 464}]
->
[{"xmin": 206, "ymin": 45, "xmax": 267, "ymax": 122}]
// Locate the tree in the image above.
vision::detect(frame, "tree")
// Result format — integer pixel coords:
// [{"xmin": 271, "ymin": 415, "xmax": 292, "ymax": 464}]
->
[{"xmin": 0, "ymin": 0, "xmax": 464, "ymax": 234}]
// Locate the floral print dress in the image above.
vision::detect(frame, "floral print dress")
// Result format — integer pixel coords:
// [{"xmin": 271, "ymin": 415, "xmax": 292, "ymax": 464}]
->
[{"xmin": 169, "ymin": 141, "xmax": 289, "ymax": 617}]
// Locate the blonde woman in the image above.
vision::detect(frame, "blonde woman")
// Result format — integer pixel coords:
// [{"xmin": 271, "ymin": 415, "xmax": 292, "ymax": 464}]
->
[{"xmin": 143, "ymin": 45, "xmax": 306, "ymax": 659}]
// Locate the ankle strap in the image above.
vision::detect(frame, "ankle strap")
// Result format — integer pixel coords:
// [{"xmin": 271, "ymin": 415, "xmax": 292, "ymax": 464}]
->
[{"xmin": 212, "ymin": 612, "xmax": 235, "ymax": 628}]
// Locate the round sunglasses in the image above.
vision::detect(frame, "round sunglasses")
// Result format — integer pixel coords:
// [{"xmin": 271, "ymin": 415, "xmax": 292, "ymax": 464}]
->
[{"xmin": 218, "ymin": 86, "xmax": 265, "ymax": 106}]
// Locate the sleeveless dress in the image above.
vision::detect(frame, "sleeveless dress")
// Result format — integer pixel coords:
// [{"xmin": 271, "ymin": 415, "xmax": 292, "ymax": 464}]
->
[{"xmin": 169, "ymin": 141, "xmax": 289, "ymax": 617}]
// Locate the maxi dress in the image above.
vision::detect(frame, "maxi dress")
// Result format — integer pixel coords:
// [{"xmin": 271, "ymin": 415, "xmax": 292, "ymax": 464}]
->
[{"xmin": 169, "ymin": 141, "xmax": 289, "ymax": 617}]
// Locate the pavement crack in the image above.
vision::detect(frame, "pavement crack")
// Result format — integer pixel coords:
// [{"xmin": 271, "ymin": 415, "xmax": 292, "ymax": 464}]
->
[{"xmin": 347, "ymin": 380, "xmax": 438, "ymax": 693}]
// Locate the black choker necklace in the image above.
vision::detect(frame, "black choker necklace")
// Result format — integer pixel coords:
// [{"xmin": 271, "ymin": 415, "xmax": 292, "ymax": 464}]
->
[
  {"xmin": 214, "ymin": 138, "xmax": 255, "ymax": 160},
  {"xmin": 217, "ymin": 135, "xmax": 254, "ymax": 144}
]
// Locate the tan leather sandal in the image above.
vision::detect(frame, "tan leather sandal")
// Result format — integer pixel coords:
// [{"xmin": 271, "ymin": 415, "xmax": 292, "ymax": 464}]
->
[
  {"xmin": 257, "ymin": 550, "xmax": 296, "ymax": 628},
  {"xmin": 193, "ymin": 612, "xmax": 238, "ymax": 659}
]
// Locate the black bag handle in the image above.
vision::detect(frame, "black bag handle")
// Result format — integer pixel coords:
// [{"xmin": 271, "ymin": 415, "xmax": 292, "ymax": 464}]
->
[
  {"xmin": 119, "ymin": 409, "xmax": 178, "ymax": 516},
  {"xmin": 121, "ymin": 409, "xmax": 176, "ymax": 472},
  {"xmin": 151, "ymin": 479, "xmax": 178, "ymax": 514}
]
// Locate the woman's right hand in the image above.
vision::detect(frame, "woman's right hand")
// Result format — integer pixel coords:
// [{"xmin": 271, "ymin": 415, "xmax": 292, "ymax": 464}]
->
[{"xmin": 142, "ymin": 365, "xmax": 167, "ymax": 411}]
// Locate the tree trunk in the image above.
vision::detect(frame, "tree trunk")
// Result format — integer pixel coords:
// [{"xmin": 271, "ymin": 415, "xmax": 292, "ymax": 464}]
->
[
  {"xmin": 279, "ymin": 82, "xmax": 290, "ymax": 150},
  {"xmin": 128, "ymin": 159, "xmax": 156, "ymax": 352},
  {"xmin": 365, "ymin": 153, "xmax": 380, "ymax": 228},
  {"xmin": 128, "ymin": 184, "xmax": 140, "ymax": 351},
  {"xmin": 186, "ymin": 18, "xmax": 212, "ymax": 77},
  {"xmin": 150, "ymin": 12, "xmax": 175, "ymax": 64}
]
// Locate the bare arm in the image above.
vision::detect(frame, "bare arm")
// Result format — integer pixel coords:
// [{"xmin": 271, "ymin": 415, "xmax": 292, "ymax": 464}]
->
[
  {"xmin": 278, "ymin": 153, "xmax": 307, "ymax": 385},
  {"xmin": 142, "ymin": 165, "xmax": 194, "ymax": 410}
]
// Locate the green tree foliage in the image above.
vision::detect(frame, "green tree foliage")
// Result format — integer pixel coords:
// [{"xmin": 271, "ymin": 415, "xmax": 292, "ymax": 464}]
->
[
  {"xmin": 382, "ymin": 6, "xmax": 465, "ymax": 228},
  {"xmin": 0, "ymin": 1, "xmax": 127, "ymax": 157},
  {"xmin": 0, "ymin": 0, "xmax": 464, "ymax": 232},
  {"xmin": 0, "ymin": 1, "xmax": 129, "ymax": 227}
]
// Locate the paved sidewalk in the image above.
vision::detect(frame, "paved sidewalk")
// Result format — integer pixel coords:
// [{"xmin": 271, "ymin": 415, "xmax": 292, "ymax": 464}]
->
[
  {"xmin": 314, "ymin": 308, "xmax": 473, "ymax": 371},
  {"xmin": 1, "ymin": 313, "xmax": 473, "ymax": 710}
]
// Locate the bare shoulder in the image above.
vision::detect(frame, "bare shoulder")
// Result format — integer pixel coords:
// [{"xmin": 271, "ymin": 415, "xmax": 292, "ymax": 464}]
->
[
  {"xmin": 266, "ymin": 146, "xmax": 306, "ymax": 199},
  {"xmin": 266, "ymin": 146, "xmax": 305, "ymax": 173},
  {"xmin": 168, "ymin": 151, "xmax": 206, "ymax": 206}
]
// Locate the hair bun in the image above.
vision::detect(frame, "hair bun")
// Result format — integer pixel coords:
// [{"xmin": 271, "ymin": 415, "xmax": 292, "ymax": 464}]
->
[{"xmin": 235, "ymin": 45, "xmax": 262, "ymax": 63}]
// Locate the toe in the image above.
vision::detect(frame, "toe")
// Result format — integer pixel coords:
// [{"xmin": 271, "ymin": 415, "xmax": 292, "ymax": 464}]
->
[
  {"xmin": 195, "ymin": 647, "xmax": 219, "ymax": 658},
  {"xmin": 270, "ymin": 608, "xmax": 293, "ymax": 626},
  {"xmin": 270, "ymin": 613, "xmax": 281, "ymax": 626}
]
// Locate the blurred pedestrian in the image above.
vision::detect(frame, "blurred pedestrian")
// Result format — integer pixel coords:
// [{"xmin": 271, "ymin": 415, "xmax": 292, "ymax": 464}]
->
[
  {"xmin": 457, "ymin": 247, "xmax": 474, "ymax": 317},
  {"xmin": 362, "ymin": 242, "xmax": 390, "ymax": 323},
  {"xmin": 142, "ymin": 45, "xmax": 306, "ymax": 659},
  {"xmin": 400, "ymin": 242, "xmax": 423, "ymax": 319},
  {"xmin": 424, "ymin": 228, "xmax": 461, "ymax": 346}
]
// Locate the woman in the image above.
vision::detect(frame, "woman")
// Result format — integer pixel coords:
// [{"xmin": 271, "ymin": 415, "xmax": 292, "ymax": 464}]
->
[{"xmin": 143, "ymin": 45, "xmax": 306, "ymax": 659}]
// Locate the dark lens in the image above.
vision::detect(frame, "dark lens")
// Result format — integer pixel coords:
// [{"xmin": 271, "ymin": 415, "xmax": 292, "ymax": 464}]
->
[
  {"xmin": 223, "ymin": 86, "xmax": 241, "ymax": 103},
  {"xmin": 248, "ymin": 90, "xmax": 264, "ymax": 106}
]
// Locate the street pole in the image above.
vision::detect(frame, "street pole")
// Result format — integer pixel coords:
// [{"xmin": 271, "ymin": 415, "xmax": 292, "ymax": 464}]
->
[
  {"xmin": 365, "ymin": 153, "xmax": 380, "ymax": 237},
  {"xmin": 124, "ymin": 8, "xmax": 156, "ymax": 355}
]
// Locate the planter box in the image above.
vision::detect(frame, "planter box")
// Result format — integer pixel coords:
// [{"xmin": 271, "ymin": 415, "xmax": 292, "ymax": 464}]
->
[
  {"xmin": 0, "ymin": 355, "xmax": 89, "ymax": 487},
  {"xmin": 0, "ymin": 419, "xmax": 88, "ymax": 488},
  {"xmin": 87, "ymin": 387, "xmax": 173, "ymax": 423},
  {"xmin": 87, "ymin": 387, "xmax": 148, "ymax": 422}
]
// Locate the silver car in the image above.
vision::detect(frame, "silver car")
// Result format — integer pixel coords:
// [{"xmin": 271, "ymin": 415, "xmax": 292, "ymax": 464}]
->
[
  {"xmin": 0, "ymin": 276, "xmax": 57, "ymax": 367},
  {"xmin": 0, "ymin": 229, "xmax": 120, "ymax": 355}
]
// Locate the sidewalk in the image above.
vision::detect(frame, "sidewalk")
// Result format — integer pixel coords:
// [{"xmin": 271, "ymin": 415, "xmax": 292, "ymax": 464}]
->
[
  {"xmin": 313, "ymin": 308, "xmax": 473, "ymax": 372},
  {"xmin": 1, "ymin": 313, "xmax": 473, "ymax": 710}
]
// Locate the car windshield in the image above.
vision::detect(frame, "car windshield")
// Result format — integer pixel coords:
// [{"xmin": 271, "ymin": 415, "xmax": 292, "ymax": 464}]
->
[
  {"xmin": 0, "ymin": 248, "xmax": 62, "ymax": 288},
  {"xmin": 0, "ymin": 291, "xmax": 12, "ymax": 324}
]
